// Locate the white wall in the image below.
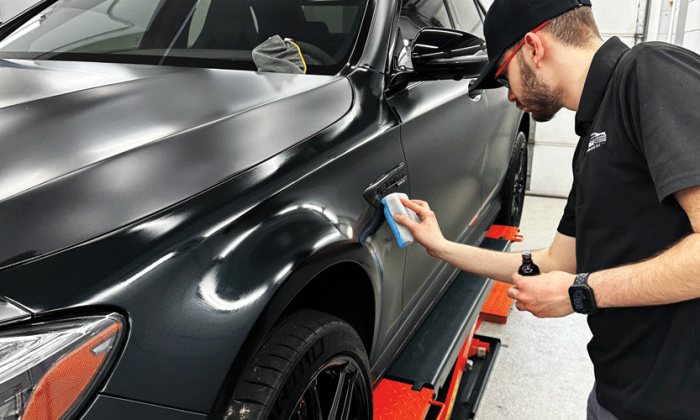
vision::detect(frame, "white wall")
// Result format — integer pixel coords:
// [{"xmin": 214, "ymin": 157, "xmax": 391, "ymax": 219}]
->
[
  {"xmin": 596, "ymin": 0, "xmax": 647, "ymax": 45},
  {"xmin": 684, "ymin": 0, "xmax": 700, "ymax": 53},
  {"xmin": 656, "ymin": 0, "xmax": 682, "ymax": 41},
  {"xmin": 0, "ymin": 0, "xmax": 38, "ymax": 22}
]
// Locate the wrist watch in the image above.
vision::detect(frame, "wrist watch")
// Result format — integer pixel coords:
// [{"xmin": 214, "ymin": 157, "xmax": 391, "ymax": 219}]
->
[{"xmin": 568, "ymin": 273, "xmax": 598, "ymax": 314}]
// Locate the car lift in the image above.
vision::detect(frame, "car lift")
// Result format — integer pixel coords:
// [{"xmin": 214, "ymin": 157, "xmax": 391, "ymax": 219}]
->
[{"xmin": 373, "ymin": 225, "xmax": 522, "ymax": 420}]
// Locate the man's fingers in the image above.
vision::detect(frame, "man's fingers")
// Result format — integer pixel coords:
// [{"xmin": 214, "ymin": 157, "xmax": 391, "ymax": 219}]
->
[
  {"xmin": 394, "ymin": 214, "xmax": 418, "ymax": 229},
  {"xmin": 507, "ymin": 285, "xmax": 520, "ymax": 300},
  {"xmin": 400, "ymin": 197, "xmax": 425, "ymax": 215},
  {"xmin": 512, "ymin": 272, "xmax": 524, "ymax": 285},
  {"xmin": 515, "ymin": 301, "xmax": 527, "ymax": 311},
  {"xmin": 400, "ymin": 197, "xmax": 428, "ymax": 208},
  {"xmin": 400, "ymin": 197, "xmax": 431, "ymax": 216},
  {"xmin": 410, "ymin": 199, "xmax": 429, "ymax": 210}
]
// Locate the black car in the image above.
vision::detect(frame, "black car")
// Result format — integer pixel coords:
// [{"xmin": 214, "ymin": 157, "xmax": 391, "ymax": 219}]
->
[{"xmin": 0, "ymin": 0, "xmax": 527, "ymax": 419}]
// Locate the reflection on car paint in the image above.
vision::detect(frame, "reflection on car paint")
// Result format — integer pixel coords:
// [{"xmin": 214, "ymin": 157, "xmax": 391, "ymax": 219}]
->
[
  {"xmin": 128, "ymin": 214, "xmax": 189, "ymax": 238},
  {"xmin": 81, "ymin": 252, "xmax": 178, "ymax": 306},
  {"xmin": 198, "ymin": 266, "xmax": 269, "ymax": 313},
  {"xmin": 218, "ymin": 227, "xmax": 258, "ymax": 259}
]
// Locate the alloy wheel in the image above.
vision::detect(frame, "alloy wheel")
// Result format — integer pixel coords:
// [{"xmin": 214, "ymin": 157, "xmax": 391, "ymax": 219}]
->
[{"xmin": 291, "ymin": 356, "xmax": 371, "ymax": 420}]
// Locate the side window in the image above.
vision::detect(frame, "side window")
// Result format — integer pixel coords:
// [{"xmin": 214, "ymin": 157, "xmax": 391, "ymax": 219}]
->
[
  {"xmin": 446, "ymin": 0, "xmax": 485, "ymax": 39},
  {"xmin": 399, "ymin": 0, "xmax": 454, "ymax": 41}
]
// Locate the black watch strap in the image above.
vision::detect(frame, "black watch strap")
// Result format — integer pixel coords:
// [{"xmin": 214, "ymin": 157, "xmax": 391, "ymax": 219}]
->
[
  {"xmin": 574, "ymin": 272, "xmax": 589, "ymax": 286},
  {"xmin": 569, "ymin": 273, "xmax": 598, "ymax": 314}
]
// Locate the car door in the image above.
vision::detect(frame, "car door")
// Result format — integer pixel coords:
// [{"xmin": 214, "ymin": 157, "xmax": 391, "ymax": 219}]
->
[{"xmin": 387, "ymin": 0, "xmax": 491, "ymax": 313}]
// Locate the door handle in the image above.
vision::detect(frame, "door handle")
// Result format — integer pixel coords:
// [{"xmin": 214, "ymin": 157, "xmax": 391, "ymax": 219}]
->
[{"xmin": 363, "ymin": 163, "xmax": 408, "ymax": 207}]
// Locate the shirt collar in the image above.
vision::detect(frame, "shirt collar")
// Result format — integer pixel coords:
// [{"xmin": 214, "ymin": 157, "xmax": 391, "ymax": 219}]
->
[{"xmin": 575, "ymin": 37, "xmax": 630, "ymax": 136}]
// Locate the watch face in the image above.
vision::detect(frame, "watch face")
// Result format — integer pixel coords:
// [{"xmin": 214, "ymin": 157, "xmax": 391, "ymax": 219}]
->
[{"xmin": 569, "ymin": 285, "xmax": 596, "ymax": 313}]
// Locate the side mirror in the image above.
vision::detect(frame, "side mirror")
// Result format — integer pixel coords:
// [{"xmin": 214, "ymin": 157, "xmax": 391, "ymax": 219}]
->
[
  {"xmin": 412, "ymin": 28, "xmax": 488, "ymax": 80},
  {"xmin": 389, "ymin": 28, "xmax": 487, "ymax": 91}
]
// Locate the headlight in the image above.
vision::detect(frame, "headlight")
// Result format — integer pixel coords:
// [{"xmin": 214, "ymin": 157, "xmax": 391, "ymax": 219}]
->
[{"xmin": 0, "ymin": 313, "xmax": 125, "ymax": 420}]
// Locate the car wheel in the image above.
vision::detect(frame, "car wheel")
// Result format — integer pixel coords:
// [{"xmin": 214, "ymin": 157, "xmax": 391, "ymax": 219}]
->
[
  {"xmin": 229, "ymin": 309, "xmax": 373, "ymax": 420},
  {"xmin": 495, "ymin": 131, "xmax": 528, "ymax": 228}
]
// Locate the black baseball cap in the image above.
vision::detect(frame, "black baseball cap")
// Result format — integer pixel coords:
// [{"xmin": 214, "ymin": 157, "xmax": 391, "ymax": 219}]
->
[{"xmin": 469, "ymin": 0, "xmax": 592, "ymax": 93}]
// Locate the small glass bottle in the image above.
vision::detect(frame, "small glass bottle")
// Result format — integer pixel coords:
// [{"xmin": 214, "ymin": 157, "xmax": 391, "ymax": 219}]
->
[{"xmin": 518, "ymin": 251, "xmax": 540, "ymax": 276}]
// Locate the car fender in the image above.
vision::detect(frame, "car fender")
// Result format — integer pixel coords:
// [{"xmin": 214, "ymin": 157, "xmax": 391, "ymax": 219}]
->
[
  {"xmin": 201, "ymin": 199, "xmax": 381, "ymax": 415},
  {"xmin": 58, "ymin": 193, "xmax": 383, "ymax": 414}
]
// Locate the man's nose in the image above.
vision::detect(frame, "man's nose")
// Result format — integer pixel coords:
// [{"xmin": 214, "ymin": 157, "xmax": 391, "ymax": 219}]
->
[{"xmin": 508, "ymin": 88, "xmax": 517, "ymax": 103}]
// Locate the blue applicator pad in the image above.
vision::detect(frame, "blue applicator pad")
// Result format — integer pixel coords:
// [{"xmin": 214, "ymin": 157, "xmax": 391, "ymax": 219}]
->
[{"xmin": 382, "ymin": 193, "xmax": 420, "ymax": 248}]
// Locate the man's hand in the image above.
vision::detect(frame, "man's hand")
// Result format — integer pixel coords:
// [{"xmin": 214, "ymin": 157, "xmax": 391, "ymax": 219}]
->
[
  {"xmin": 507, "ymin": 271, "xmax": 575, "ymax": 318},
  {"xmin": 393, "ymin": 198, "xmax": 447, "ymax": 258}
]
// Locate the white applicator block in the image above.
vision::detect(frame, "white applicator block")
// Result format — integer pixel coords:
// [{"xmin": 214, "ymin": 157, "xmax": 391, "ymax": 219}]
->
[{"xmin": 381, "ymin": 193, "xmax": 420, "ymax": 248}]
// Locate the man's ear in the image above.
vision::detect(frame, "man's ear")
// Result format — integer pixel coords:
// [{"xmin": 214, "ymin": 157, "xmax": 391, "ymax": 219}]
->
[{"xmin": 522, "ymin": 32, "xmax": 546, "ymax": 68}]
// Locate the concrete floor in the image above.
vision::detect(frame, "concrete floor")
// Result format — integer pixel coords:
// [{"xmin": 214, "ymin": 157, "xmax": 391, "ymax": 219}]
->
[{"xmin": 474, "ymin": 195, "xmax": 594, "ymax": 420}]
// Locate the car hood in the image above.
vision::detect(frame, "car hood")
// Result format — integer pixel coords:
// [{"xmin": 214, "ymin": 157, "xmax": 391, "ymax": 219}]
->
[{"xmin": 0, "ymin": 60, "xmax": 353, "ymax": 269}]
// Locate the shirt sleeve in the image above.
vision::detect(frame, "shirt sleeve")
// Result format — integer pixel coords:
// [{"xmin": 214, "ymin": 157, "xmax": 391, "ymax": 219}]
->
[
  {"xmin": 557, "ymin": 183, "xmax": 576, "ymax": 237},
  {"xmin": 627, "ymin": 45, "xmax": 700, "ymax": 202}
]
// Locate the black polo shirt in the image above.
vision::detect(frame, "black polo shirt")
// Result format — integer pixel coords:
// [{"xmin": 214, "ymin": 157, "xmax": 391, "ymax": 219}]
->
[{"xmin": 557, "ymin": 37, "xmax": 700, "ymax": 420}]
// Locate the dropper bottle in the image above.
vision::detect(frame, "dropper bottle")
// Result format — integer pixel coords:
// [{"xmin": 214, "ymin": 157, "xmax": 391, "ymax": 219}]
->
[{"xmin": 518, "ymin": 251, "xmax": 540, "ymax": 276}]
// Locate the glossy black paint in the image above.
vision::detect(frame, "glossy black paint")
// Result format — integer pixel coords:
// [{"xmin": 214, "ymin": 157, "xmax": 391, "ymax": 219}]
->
[
  {"xmin": 0, "ymin": 0, "xmax": 524, "ymax": 417},
  {"xmin": 411, "ymin": 29, "xmax": 485, "ymax": 63},
  {"xmin": 411, "ymin": 28, "xmax": 488, "ymax": 80}
]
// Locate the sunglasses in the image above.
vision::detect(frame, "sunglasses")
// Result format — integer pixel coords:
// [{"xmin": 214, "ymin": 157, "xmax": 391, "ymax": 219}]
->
[{"xmin": 494, "ymin": 20, "xmax": 551, "ymax": 89}]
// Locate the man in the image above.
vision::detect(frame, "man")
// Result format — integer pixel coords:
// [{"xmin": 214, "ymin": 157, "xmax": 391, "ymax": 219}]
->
[{"xmin": 394, "ymin": 1, "xmax": 700, "ymax": 419}]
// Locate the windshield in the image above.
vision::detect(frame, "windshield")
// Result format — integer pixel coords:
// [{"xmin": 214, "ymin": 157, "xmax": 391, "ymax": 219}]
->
[{"xmin": 0, "ymin": 0, "xmax": 367, "ymax": 74}]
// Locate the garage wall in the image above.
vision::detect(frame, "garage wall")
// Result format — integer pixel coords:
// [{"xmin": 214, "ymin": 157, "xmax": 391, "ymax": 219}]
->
[
  {"xmin": 683, "ymin": 0, "xmax": 700, "ymax": 53},
  {"xmin": 0, "ymin": 0, "xmax": 38, "ymax": 22},
  {"xmin": 647, "ymin": 0, "xmax": 700, "ymax": 53}
]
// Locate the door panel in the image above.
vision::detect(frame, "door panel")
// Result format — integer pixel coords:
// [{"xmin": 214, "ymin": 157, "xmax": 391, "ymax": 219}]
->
[
  {"xmin": 388, "ymin": 79, "xmax": 490, "ymax": 311},
  {"xmin": 481, "ymin": 88, "xmax": 522, "ymax": 202}
]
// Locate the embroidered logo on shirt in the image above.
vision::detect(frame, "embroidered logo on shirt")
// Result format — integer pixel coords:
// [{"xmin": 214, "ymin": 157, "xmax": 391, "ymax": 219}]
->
[{"xmin": 587, "ymin": 132, "xmax": 607, "ymax": 152}]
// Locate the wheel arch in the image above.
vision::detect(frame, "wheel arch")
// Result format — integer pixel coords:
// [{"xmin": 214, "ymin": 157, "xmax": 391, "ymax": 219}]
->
[
  {"xmin": 517, "ymin": 111, "xmax": 532, "ymax": 190},
  {"xmin": 517, "ymin": 111, "xmax": 531, "ymax": 141},
  {"xmin": 282, "ymin": 261, "xmax": 376, "ymax": 353},
  {"xmin": 209, "ymin": 239, "xmax": 380, "ymax": 416}
]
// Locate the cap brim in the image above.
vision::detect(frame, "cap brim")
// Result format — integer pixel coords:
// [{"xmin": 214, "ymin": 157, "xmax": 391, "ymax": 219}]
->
[{"xmin": 468, "ymin": 51, "xmax": 505, "ymax": 93}]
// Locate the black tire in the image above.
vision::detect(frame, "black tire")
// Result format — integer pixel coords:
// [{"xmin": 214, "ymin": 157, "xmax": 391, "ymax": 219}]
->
[
  {"xmin": 229, "ymin": 309, "xmax": 373, "ymax": 420},
  {"xmin": 495, "ymin": 131, "xmax": 528, "ymax": 228}
]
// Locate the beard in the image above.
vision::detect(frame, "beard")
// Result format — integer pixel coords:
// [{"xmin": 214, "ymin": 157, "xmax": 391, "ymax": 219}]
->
[{"xmin": 517, "ymin": 55, "xmax": 564, "ymax": 122}]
